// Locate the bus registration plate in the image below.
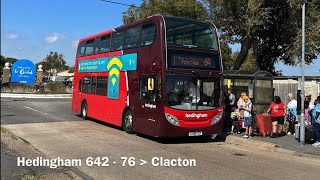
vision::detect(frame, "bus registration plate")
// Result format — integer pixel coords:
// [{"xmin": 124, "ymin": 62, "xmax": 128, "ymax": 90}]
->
[{"xmin": 188, "ymin": 131, "xmax": 202, "ymax": 136}]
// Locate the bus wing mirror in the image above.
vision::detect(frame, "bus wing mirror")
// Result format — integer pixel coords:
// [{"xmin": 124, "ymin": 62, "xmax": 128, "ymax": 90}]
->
[{"xmin": 148, "ymin": 78, "xmax": 154, "ymax": 91}]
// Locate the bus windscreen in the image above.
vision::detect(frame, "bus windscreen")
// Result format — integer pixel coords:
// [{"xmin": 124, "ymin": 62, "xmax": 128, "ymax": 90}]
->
[{"xmin": 164, "ymin": 17, "xmax": 218, "ymax": 50}]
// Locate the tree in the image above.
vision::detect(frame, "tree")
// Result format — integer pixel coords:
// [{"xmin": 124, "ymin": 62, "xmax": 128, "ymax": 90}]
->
[
  {"xmin": 1, "ymin": 55, "xmax": 17, "ymax": 75},
  {"xmin": 229, "ymin": 50, "xmax": 259, "ymax": 71},
  {"xmin": 1, "ymin": 55, "xmax": 17, "ymax": 67},
  {"xmin": 68, "ymin": 67, "xmax": 74, "ymax": 73},
  {"xmin": 286, "ymin": 0, "xmax": 320, "ymax": 65},
  {"xmin": 123, "ymin": 0, "xmax": 208, "ymax": 24},
  {"xmin": 205, "ymin": 0, "xmax": 319, "ymax": 73},
  {"xmin": 220, "ymin": 43, "xmax": 235, "ymax": 69},
  {"xmin": 36, "ymin": 52, "xmax": 68, "ymax": 77},
  {"xmin": 253, "ymin": 0, "xmax": 297, "ymax": 73}
]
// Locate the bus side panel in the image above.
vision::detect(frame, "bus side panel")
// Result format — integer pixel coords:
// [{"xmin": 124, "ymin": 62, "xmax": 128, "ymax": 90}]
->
[
  {"xmin": 72, "ymin": 75, "xmax": 81, "ymax": 114},
  {"xmin": 86, "ymin": 72, "xmax": 127, "ymax": 127},
  {"xmin": 104, "ymin": 72, "xmax": 127, "ymax": 127}
]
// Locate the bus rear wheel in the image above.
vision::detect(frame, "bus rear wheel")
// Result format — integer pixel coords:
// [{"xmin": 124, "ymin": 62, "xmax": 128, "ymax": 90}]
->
[
  {"xmin": 123, "ymin": 110, "xmax": 134, "ymax": 134},
  {"xmin": 81, "ymin": 101, "xmax": 88, "ymax": 120}
]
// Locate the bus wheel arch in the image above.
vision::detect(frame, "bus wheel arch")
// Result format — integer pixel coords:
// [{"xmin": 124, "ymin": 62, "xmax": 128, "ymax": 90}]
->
[
  {"xmin": 122, "ymin": 108, "xmax": 134, "ymax": 134},
  {"xmin": 81, "ymin": 100, "xmax": 88, "ymax": 120}
]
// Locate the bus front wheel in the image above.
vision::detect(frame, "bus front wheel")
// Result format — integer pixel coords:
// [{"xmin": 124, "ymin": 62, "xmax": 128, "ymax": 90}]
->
[
  {"xmin": 123, "ymin": 110, "xmax": 134, "ymax": 134},
  {"xmin": 81, "ymin": 101, "xmax": 88, "ymax": 120}
]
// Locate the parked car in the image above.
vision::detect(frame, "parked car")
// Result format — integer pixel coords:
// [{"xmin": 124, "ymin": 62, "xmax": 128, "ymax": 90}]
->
[
  {"xmin": 50, "ymin": 76, "xmax": 65, "ymax": 82},
  {"xmin": 42, "ymin": 77, "xmax": 49, "ymax": 83}
]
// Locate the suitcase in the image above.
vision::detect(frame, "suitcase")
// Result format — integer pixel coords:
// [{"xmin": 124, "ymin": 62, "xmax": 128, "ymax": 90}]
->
[
  {"xmin": 256, "ymin": 114, "xmax": 272, "ymax": 137},
  {"xmin": 304, "ymin": 125, "xmax": 315, "ymax": 144},
  {"xmin": 296, "ymin": 124, "xmax": 315, "ymax": 143},
  {"xmin": 295, "ymin": 124, "xmax": 300, "ymax": 140}
]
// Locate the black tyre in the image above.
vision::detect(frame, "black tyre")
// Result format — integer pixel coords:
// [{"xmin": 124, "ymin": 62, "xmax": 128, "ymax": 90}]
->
[
  {"xmin": 123, "ymin": 110, "xmax": 134, "ymax": 134},
  {"xmin": 81, "ymin": 101, "xmax": 88, "ymax": 120}
]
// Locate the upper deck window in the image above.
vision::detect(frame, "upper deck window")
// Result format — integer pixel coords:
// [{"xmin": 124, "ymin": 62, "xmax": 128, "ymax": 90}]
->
[
  {"xmin": 111, "ymin": 31, "xmax": 124, "ymax": 51},
  {"xmin": 93, "ymin": 37, "xmax": 100, "ymax": 54},
  {"xmin": 165, "ymin": 17, "xmax": 218, "ymax": 50},
  {"xmin": 125, "ymin": 26, "xmax": 140, "ymax": 49},
  {"xmin": 85, "ymin": 39, "xmax": 95, "ymax": 56},
  {"xmin": 77, "ymin": 41, "xmax": 86, "ymax": 57},
  {"xmin": 100, "ymin": 35, "xmax": 111, "ymax": 53},
  {"xmin": 141, "ymin": 23, "xmax": 156, "ymax": 46}
]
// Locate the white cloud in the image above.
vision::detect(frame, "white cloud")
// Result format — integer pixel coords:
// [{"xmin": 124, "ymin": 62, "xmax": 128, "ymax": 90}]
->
[
  {"xmin": 5, "ymin": 33, "xmax": 19, "ymax": 39},
  {"xmin": 72, "ymin": 40, "xmax": 79, "ymax": 48},
  {"xmin": 44, "ymin": 33, "xmax": 64, "ymax": 43}
]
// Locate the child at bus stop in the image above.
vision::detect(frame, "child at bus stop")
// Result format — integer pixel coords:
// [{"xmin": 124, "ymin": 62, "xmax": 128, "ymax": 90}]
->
[
  {"xmin": 230, "ymin": 107, "xmax": 241, "ymax": 134},
  {"xmin": 241, "ymin": 96, "xmax": 253, "ymax": 139}
]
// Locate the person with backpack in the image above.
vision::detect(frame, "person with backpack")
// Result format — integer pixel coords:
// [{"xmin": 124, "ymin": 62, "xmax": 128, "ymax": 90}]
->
[
  {"xmin": 230, "ymin": 107, "xmax": 241, "ymax": 134},
  {"xmin": 266, "ymin": 96, "xmax": 286, "ymax": 138}
]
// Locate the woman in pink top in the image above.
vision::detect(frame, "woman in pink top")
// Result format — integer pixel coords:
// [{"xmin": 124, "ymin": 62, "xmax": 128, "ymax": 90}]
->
[{"xmin": 237, "ymin": 92, "xmax": 251, "ymax": 120}]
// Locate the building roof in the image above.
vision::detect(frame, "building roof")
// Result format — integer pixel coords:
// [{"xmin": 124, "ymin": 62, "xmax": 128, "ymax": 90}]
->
[
  {"xmin": 57, "ymin": 71, "xmax": 74, "ymax": 77},
  {"xmin": 274, "ymin": 76, "xmax": 320, "ymax": 81}
]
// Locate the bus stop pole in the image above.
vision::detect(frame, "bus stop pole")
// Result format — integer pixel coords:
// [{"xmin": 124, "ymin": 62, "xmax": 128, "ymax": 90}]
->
[{"xmin": 300, "ymin": 1, "xmax": 306, "ymax": 145}]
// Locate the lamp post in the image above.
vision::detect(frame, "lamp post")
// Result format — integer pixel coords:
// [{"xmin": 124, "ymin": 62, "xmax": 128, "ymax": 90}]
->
[{"xmin": 300, "ymin": 0, "xmax": 306, "ymax": 145}]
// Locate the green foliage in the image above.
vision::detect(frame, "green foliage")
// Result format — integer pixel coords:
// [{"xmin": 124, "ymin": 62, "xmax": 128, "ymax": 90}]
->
[
  {"xmin": 1, "ymin": 55, "xmax": 17, "ymax": 74},
  {"xmin": 239, "ymin": 49, "xmax": 259, "ymax": 71},
  {"xmin": 67, "ymin": 67, "xmax": 74, "ymax": 73},
  {"xmin": 286, "ymin": 0, "xmax": 320, "ymax": 64},
  {"xmin": 36, "ymin": 52, "xmax": 68, "ymax": 76},
  {"xmin": 48, "ymin": 82, "xmax": 66, "ymax": 94},
  {"xmin": 205, "ymin": 0, "xmax": 319, "ymax": 73},
  {"xmin": 221, "ymin": 43, "xmax": 235, "ymax": 69},
  {"xmin": 123, "ymin": 0, "xmax": 208, "ymax": 24},
  {"xmin": 229, "ymin": 50, "xmax": 258, "ymax": 71},
  {"xmin": 253, "ymin": 0, "xmax": 296, "ymax": 74},
  {"xmin": 1, "ymin": 84, "xmax": 35, "ymax": 94}
]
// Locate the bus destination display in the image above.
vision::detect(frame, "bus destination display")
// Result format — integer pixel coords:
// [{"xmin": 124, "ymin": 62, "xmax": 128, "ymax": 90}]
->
[{"xmin": 167, "ymin": 50, "xmax": 219, "ymax": 70}]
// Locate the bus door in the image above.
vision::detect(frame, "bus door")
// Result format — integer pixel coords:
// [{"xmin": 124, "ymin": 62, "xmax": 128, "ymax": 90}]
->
[{"xmin": 136, "ymin": 76, "xmax": 161, "ymax": 136}]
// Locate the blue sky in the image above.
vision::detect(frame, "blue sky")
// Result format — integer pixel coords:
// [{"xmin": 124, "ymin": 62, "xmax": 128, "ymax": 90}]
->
[{"xmin": 2, "ymin": 0, "xmax": 319, "ymax": 76}]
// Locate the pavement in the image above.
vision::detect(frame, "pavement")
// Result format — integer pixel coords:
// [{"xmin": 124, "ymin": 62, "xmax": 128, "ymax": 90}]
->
[{"xmin": 225, "ymin": 133, "xmax": 320, "ymax": 158}]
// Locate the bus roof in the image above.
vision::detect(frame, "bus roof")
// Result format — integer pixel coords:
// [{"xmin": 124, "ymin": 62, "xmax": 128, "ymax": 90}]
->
[
  {"xmin": 78, "ymin": 15, "xmax": 215, "ymax": 43},
  {"xmin": 78, "ymin": 16, "xmax": 160, "ymax": 43}
]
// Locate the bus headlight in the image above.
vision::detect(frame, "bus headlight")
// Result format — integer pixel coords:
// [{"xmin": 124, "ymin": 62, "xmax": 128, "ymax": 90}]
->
[
  {"xmin": 211, "ymin": 112, "xmax": 223, "ymax": 125},
  {"xmin": 165, "ymin": 113, "xmax": 180, "ymax": 126}
]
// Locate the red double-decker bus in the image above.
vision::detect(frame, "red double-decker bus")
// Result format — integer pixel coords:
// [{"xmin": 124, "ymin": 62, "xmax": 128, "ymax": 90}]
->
[{"xmin": 72, "ymin": 16, "xmax": 224, "ymax": 137}]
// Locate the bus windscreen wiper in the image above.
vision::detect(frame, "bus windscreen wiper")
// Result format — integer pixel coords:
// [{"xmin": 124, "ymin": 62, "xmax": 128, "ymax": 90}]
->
[{"xmin": 183, "ymin": 44, "xmax": 197, "ymax": 48}]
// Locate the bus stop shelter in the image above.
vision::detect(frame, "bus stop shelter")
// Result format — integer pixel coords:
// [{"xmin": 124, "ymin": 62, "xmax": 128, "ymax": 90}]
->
[{"xmin": 223, "ymin": 70, "xmax": 274, "ymax": 115}]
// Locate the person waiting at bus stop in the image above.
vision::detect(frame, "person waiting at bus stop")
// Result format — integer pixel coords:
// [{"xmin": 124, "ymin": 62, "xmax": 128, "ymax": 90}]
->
[
  {"xmin": 241, "ymin": 96, "xmax": 253, "ymax": 139},
  {"xmin": 286, "ymin": 93, "xmax": 297, "ymax": 135},
  {"xmin": 237, "ymin": 92, "xmax": 251, "ymax": 127},
  {"xmin": 312, "ymin": 96, "xmax": 320, "ymax": 147},
  {"xmin": 266, "ymin": 96, "xmax": 286, "ymax": 138}
]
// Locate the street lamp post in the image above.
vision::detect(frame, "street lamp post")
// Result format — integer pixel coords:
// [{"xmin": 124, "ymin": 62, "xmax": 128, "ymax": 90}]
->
[{"xmin": 300, "ymin": 0, "xmax": 306, "ymax": 145}]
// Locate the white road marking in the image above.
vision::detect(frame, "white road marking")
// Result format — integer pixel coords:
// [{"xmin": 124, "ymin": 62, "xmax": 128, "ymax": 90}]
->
[{"xmin": 24, "ymin": 106, "xmax": 48, "ymax": 115}]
